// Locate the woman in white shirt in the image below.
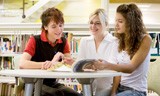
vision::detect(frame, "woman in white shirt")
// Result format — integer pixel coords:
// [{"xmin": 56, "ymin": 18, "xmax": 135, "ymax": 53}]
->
[{"xmin": 65, "ymin": 8, "xmax": 118, "ymax": 96}]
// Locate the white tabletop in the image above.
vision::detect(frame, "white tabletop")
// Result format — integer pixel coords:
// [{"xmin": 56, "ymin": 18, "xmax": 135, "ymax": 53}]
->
[{"xmin": 0, "ymin": 69, "xmax": 122, "ymax": 79}]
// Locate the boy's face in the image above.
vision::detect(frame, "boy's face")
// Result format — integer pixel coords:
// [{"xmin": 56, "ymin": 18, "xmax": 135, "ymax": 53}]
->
[{"xmin": 44, "ymin": 20, "xmax": 64, "ymax": 40}]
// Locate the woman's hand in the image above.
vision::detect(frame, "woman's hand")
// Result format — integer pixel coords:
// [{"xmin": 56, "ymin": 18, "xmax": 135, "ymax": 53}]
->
[
  {"xmin": 52, "ymin": 52, "xmax": 64, "ymax": 62},
  {"xmin": 81, "ymin": 60, "xmax": 99, "ymax": 71},
  {"xmin": 63, "ymin": 57, "xmax": 74, "ymax": 65},
  {"xmin": 84, "ymin": 59, "xmax": 108, "ymax": 70},
  {"xmin": 82, "ymin": 63, "xmax": 97, "ymax": 71}
]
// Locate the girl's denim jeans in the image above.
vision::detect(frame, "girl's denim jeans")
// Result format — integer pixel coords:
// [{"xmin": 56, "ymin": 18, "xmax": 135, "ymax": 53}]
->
[{"xmin": 116, "ymin": 85, "xmax": 147, "ymax": 96}]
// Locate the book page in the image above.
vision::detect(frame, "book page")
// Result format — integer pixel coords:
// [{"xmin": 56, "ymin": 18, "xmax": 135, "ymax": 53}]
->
[
  {"xmin": 54, "ymin": 65, "xmax": 72, "ymax": 72},
  {"xmin": 47, "ymin": 62, "xmax": 72, "ymax": 72}
]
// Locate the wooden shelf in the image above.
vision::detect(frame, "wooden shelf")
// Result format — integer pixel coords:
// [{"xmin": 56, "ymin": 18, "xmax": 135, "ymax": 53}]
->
[
  {"xmin": 0, "ymin": 53, "xmax": 21, "ymax": 57},
  {"xmin": 0, "ymin": 23, "xmax": 160, "ymax": 34}
]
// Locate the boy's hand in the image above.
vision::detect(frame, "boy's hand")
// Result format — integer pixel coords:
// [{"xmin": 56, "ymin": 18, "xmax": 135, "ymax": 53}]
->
[
  {"xmin": 52, "ymin": 52, "xmax": 64, "ymax": 62},
  {"xmin": 41, "ymin": 60, "xmax": 53, "ymax": 70}
]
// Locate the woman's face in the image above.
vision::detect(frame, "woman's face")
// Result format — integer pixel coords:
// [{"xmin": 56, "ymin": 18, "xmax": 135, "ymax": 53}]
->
[
  {"xmin": 115, "ymin": 13, "xmax": 126, "ymax": 34},
  {"xmin": 44, "ymin": 20, "xmax": 64, "ymax": 40},
  {"xmin": 89, "ymin": 15, "xmax": 103, "ymax": 36}
]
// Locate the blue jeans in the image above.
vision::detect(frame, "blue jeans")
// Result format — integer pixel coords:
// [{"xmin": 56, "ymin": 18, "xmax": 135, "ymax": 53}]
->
[{"xmin": 116, "ymin": 85, "xmax": 146, "ymax": 96}]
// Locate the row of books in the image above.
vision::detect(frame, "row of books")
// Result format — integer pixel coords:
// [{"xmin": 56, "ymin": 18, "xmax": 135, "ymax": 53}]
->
[
  {"xmin": 0, "ymin": 83, "xmax": 15, "ymax": 96},
  {"xmin": 58, "ymin": 78, "xmax": 82, "ymax": 93},
  {"xmin": 0, "ymin": 32, "xmax": 83, "ymax": 54},
  {"xmin": 0, "ymin": 82, "xmax": 81, "ymax": 96},
  {"xmin": 0, "ymin": 83, "xmax": 24, "ymax": 96},
  {"xmin": 0, "ymin": 35, "xmax": 30, "ymax": 53},
  {"xmin": 0, "ymin": 32, "xmax": 88, "ymax": 56},
  {"xmin": 65, "ymin": 84, "xmax": 82, "ymax": 93},
  {"xmin": 64, "ymin": 32, "xmax": 81, "ymax": 54},
  {"xmin": 0, "ymin": 57, "xmax": 13, "ymax": 70},
  {"xmin": 149, "ymin": 33, "xmax": 160, "ymax": 56},
  {"xmin": 0, "ymin": 76, "xmax": 16, "ymax": 96}
]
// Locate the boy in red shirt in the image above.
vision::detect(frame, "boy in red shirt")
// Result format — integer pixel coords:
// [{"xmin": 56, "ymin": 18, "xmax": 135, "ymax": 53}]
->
[{"xmin": 20, "ymin": 7, "xmax": 81, "ymax": 96}]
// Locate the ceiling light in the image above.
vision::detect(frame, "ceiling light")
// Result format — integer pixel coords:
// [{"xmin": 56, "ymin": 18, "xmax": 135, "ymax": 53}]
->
[
  {"xmin": 0, "ymin": 9, "xmax": 21, "ymax": 17},
  {"xmin": 138, "ymin": 5, "xmax": 151, "ymax": 8},
  {"xmin": 0, "ymin": 5, "xmax": 4, "ymax": 9}
]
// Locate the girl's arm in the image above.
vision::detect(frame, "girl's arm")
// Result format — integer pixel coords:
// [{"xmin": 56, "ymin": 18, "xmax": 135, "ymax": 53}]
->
[
  {"xmin": 95, "ymin": 35, "xmax": 152, "ymax": 73},
  {"xmin": 111, "ymin": 76, "xmax": 121, "ymax": 96}
]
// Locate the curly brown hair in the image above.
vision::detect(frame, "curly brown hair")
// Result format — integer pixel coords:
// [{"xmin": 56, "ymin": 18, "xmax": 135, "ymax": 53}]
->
[
  {"xmin": 40, "ymin": 7, "xmax": 64, "ymax": 30},
  {"xmin": 114, "ymin": 3, "xmax": 147, "ymax": 58}
]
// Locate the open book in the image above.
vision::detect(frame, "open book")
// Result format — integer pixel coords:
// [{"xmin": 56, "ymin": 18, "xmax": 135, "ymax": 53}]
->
[
  {"xmin": 47, "ymin": 62, "xmax": 72, "ymax": 72},
  {"xmin": 47, "ymin": 59, "xmax": 98, "ymax": 72},
  {"xmin": 47, "ymin": 61, "xmax": 94, "ymax": 72},
  {"xmin": 47, "ymin": 59, "xmax": 116, "ymax": 73}
]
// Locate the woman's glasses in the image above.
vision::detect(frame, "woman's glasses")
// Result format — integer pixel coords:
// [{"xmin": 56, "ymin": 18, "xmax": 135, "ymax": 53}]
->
[{"xmin": 89, "ymin": 21, "xmax": 101, "ymax": 26}]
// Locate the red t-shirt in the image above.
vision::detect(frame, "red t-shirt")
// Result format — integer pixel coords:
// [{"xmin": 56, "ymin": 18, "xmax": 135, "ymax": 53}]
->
[{"xmin": 24, "ymin": 31, "xmax": 70, "ymax": 56}]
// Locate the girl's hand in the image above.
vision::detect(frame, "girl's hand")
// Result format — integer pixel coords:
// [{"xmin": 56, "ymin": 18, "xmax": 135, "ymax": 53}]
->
[
  {"xmin": 92, "ymin": 59, "xmax": 107, "ymax": 70},
  {"xmin": 85, "ymin": 60, "xmax": 108, "ymax": 71}
]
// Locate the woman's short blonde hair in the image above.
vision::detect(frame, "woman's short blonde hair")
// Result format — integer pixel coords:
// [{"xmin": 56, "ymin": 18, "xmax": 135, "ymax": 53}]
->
[{"xmin": 89, "ymin": 8, "xmax": 108, "ymax": 32}]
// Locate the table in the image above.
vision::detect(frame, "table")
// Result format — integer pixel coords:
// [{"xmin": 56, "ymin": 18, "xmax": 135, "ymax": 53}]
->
[{"xmin": 0, "ymin": 69, "xmax": 122, "ymax": 96}]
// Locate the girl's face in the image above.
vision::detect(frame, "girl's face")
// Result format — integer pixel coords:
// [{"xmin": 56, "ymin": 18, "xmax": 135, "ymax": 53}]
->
[
  {"xmin": 115, "ymin": 13, "xmax": 126, "ymax": 34},
  {"xmin": 44, "ymin": 20, "xmax": 64, "ymax": 40},
  {"xmin": 89, "ymin": 15, "xmax": 103, "ymax": 36}
]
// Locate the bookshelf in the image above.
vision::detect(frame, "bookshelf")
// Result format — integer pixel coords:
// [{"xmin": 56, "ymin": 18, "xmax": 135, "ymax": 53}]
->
[
  {"xmin": 149, "ymin": 32, "xmax": 160, "ymax": 56},
  {"xmin": 0, "ymin": 23, "xmax": 160, "ymax": 95},
  {"xmin": 0, "ymin": 53, "xmax": 21, "ymax": 95},
  {"xmin": 0, "ymin": 53, "xmax": 15, "ymax": 70},
  {"xmin": 0, "ymin": 76, "xmax": 15, "ymax": 96}
]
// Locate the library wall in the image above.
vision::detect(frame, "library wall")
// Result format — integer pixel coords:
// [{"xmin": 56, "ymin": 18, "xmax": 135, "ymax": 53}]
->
[{"xmin": 0, "ymin": 23, "xmax": 160, "ymax": 95}]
